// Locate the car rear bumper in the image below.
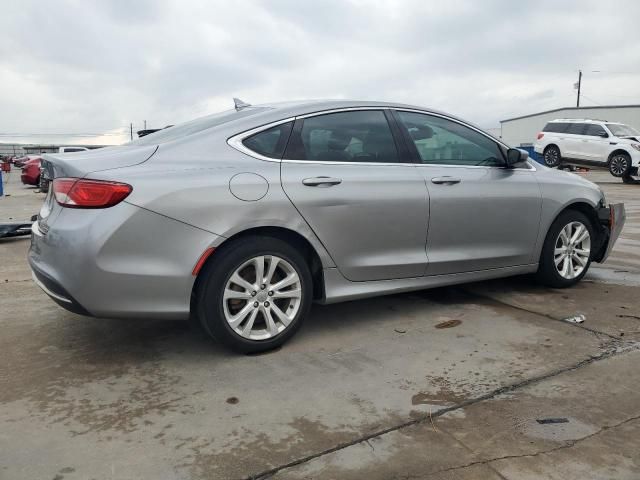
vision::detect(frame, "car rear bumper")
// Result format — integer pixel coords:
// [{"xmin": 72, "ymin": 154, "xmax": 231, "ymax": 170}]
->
[
  {"xmin": 29, "ymin": 202, "xmax": 222, "ymax": 319},
  {"xmin": 21, "ymin": 172, "xmax": 37, "ymax": 185},
  {"xmin": 29, "ymin": 258, "xmax": 92, "ymax": 316}
]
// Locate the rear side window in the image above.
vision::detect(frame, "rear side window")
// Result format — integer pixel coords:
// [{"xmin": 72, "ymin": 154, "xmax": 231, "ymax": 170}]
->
[
  {"xmin": 584, "ymin": 124, "xmax": 607, "ymax": 137},
  {"xmin": 566, "ymin": 123, "xmax": 586, "ymax": 135},
  {"xmin": 286, "ymin": 110, "xmax": 400, "ymax": 163},
  {"xmin": 543, "ymin": 123, "xmax": 569, "ymax": 133},
  {"xmin": 242, "ymin": 122, "xmax": 293, "ymax": 159}
]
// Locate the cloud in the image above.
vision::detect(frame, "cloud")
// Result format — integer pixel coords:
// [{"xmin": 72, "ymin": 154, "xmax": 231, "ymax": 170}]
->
[{"xmin": 1, "ymin": 0, "xmax": 639, "ymax": 146}]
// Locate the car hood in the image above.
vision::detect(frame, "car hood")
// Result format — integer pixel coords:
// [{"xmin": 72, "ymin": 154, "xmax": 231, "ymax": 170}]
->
[
  {"xmin": 535, "ymin": 162, "xmax": 600, "ymax": 188},
  {"xmin": 618, "ymin": 135, "xmax": 640, "ymax": 143},
  {"xmin": 41, "ymin": 145, "xmax": 158, "ymax": 178}
]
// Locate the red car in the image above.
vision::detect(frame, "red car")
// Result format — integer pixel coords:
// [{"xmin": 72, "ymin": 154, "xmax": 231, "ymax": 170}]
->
[{"xmin": 20, "ymin": 157, "xmax": 42, "ymax": 185}]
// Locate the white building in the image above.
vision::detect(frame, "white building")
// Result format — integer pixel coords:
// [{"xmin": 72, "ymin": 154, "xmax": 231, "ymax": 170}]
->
[{"xmin": 500, "ymin": 104, "xmax": 640, "ymax": 147}]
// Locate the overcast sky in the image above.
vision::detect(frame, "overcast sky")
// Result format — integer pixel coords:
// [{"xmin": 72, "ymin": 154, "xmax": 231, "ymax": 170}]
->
[{"xmin": 2, "ymin": 0, "xmax": 640, "ymax": 145}]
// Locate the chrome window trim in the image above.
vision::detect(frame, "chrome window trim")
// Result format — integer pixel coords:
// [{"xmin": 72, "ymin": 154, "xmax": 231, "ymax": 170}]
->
[
  {"xmin": 227, "ymin": 117, "xmax": 296, "ymax": 163},
  {"xmin": 227, "ymin": 106, "xmax": 536, "ymax": 171}
]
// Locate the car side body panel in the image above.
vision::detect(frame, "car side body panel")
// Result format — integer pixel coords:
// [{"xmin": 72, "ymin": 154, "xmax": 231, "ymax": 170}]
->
[
  {"xmin": 94, "ymin": 135, "xmax": 337, "ymax": 270},
  {"xmin": 30, "ymin": 100, "xmax": 614, "ymax": 318}
]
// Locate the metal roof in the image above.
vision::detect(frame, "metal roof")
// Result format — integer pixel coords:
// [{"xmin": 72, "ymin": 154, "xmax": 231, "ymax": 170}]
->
[{"xmin": 501, "ymin": 104, "xmax": 640, "ymax": 123}]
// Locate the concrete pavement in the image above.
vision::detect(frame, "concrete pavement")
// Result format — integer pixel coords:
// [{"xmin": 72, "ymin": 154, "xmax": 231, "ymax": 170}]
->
[{"xmin": 1, "ymin": 168, "xmax": 638, "ymax": 479}]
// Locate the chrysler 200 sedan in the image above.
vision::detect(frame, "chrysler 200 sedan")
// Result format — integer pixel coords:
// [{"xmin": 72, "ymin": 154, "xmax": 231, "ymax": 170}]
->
[{"xmin": 30, "ymin": 100, "xmax": 625, "ymax": 352}]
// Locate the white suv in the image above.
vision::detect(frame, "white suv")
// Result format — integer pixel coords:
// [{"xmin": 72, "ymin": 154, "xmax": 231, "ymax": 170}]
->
[{"xmin": 534, "ymin": 118, "xmax": 640, "ymax": 182}]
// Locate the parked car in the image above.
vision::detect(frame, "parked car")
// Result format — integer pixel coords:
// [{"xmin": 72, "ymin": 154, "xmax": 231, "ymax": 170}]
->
[
  {"xmin": 534, "ymin": 118, "xmax": 640, "ymax": 182},
  {"xmin": 58, "ymin": 146, "xmax": 90, "ymax": 153},
  {"xmin": 13, "ymin": 156, "xmax": 31, "ymax": 168},
  {"xmin": 20, "ymin": 157, "xmax": 42, "ymax": 185},
  {"xmin": 30, "ymin": 100, "xmax": 625, "ymax": 353}
]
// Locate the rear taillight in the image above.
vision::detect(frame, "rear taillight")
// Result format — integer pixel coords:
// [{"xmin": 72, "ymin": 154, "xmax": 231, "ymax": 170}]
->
[
  {"xmin": 53, "ymin": 178, "xmax": 132, "ymax": 208},
  {"xmin": 537, "ymin": 133, "xmax": 545, "ymax": 140}
]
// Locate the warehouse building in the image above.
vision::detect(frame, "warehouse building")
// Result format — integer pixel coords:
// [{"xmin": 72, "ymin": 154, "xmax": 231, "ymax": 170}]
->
[
  {"xmin": 0, "ymin": 143, "xmax": 105, "ymax": 157},
  {"xmin": 500, "ymin": 104, "xmax": 640, "ymax": 147}
]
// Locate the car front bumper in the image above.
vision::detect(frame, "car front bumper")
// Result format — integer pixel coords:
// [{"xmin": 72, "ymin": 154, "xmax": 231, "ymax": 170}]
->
[{"xmin": 594, "ymin": 203, "xmax": 626, "ymax": 263}]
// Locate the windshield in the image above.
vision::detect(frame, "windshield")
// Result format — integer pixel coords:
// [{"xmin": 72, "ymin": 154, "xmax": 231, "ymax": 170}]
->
[
  {"xmin": 128, "ymin": 107, "xmax": 269, "ymax": 146},
  {"xmin": 606, "ymin": 123, "xmax": 640, "ymax": 137}
]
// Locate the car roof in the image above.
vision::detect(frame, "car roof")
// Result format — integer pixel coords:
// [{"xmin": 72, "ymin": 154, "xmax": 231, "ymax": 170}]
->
[
  {"xmin": 255, "ymin": 99, "xmax": 454, "ymax": 118},
  {"xmin": 223, "ymin": 99, "xmax": 491, "ymax": 137}
]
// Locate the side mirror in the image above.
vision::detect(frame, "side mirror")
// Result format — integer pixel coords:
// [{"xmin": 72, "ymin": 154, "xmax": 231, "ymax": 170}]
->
[
  {"xmin": 598, "ymin": 131, "xmax": 609, "ymax": 138},
  {"xmin": 506, "ymin": 148, "xmax": 528, "ymax": 167}
]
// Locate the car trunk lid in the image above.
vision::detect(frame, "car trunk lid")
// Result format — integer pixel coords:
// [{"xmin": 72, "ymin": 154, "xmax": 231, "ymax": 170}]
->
[
  {"xmin": 37, "ymin": 144, "xmax": 158, "ymax": 233},
  {"xmin": 41, "ymin": 144, "xmax": 158, "ymax": 179}
]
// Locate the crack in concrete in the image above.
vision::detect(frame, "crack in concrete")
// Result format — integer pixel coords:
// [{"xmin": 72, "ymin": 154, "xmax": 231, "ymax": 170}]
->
[
  {"xmin": 247, "ymin": 341, "xmax": 640, "ymax": 480},
  {"xmin": 3, "ymin": 278, "xmax": 32, "ymax": 284},
  {"xmin": 414, "ymin": 414, "xmax": 640, "ymax": 479},
  {"xmin": 462, "ymin": 288, "xmax": 622, "ymax": 341}
]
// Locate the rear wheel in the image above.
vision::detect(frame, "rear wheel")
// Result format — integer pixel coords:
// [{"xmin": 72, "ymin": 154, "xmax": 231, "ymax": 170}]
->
[
  {"xmin": 543, "ymin": 145, "xmax": 561, "ymax": 167},
  {"xmin": 609, "ymin": 153, "xmax": 631, "ymax": 177},
  {"xmin": 195, "ymin": 236, "xmax": 312, "ymax": 353},
  {"xmin": 536, "ymin": 210, "xmax": 594, "ymax": 288}
]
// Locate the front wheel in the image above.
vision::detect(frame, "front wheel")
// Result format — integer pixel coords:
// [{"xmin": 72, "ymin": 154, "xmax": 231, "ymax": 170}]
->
[
  {"xmin": 609, "ymin": 153, "xmax": 631, "ymax": 178},
  {"xmin": 536, "ymin": 210, "xmax": 594, "ymax": 288},
  {"xmin": 195, "ymin": 236, "xmax": 313, "ymax": 353}
]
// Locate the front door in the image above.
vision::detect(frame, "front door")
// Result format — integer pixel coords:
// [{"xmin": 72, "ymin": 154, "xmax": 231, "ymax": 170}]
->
[
  {"xmin": 280, "ymin": 110, "xmax": 429, "ymax": 281},
  {"xmin": 394, "ymin": 110, "xmax": 542, "ymax": 276}
]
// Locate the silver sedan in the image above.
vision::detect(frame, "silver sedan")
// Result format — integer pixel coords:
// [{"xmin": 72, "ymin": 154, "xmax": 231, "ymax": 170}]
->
[{"xmin": 30, "ymin": 100, "xmax": 625, "ymax": 352}]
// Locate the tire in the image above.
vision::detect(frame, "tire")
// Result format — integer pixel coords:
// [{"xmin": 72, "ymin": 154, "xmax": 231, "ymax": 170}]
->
[
  {"xmin": 195, "ymin": 236, "xmax": 313, "ymax": 353},
  {"xmin": 536, "ymin": 210, "xmax": 594, "ymax": 288},
  {"xmin": 543, "ymin": 145, "xmax": 561, "ymax": 168},
  {"xmin": 608, "ymin": 153, "xmax": 631, "ymax": 178}
]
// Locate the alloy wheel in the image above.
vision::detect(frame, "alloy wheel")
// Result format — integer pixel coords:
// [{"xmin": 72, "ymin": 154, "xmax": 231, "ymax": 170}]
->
[
  {"xmin": 222, "ymin": 255, "xmax": 302, "ymax": 341},
  {"xmin": 610, "ymin": 156, "xmax": 629, "ymax": 176},
  {"xmin": 554, "ymin": 221, "xmax": 591, "ymax": 279},
  {"xmin": 544, "ymin": 148, "xmax": 559, "ymax": 166}
]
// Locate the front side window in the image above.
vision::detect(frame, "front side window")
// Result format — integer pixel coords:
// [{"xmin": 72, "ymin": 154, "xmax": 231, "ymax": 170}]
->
[
  {"xmin": 584, "ymin": 124, "xmax": 607, "ymax": 137},
  {"xmin": 287, "ymin": 110, "xmax": 400, "ymax": 163},
  {"xmin": 397, "ymin": 111, "xmax": 504, "ymax": 166},
  {"xmin": 242, "ymin": 121, "xmax": 293, "ymax": 159}
]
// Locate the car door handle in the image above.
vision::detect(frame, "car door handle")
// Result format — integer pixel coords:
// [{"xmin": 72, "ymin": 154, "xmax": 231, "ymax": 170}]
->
[
  {"xmin": 302, "ymin": 176, "xmax": 342, "ymax": 187},
  {"xmin": 431, "ymin": 176, "xmax": 461, "ymax": 185}
]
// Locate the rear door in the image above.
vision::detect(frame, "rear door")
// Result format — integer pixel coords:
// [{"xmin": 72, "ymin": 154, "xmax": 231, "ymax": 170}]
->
[
  {"xmin": 564, "ymin": 122, "xmax": 588, "ymax": 159},
  {"xmin": 280, "ymin": 109, "xmax": 429, "ymax": 281},
  {"xmin": 394, "ymin": 110, "xmax": 542, "ymax": 276}
]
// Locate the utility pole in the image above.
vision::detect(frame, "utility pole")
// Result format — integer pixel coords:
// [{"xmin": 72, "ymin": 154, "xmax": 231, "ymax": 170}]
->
[
  {"xmin": 144, "ymin": 120, "xmax": 147, "ymax": 130},
  {"xmin": 130, "ymin": 123, "xmax": 133, "ymax": 141},
  {"xmin": 576, "ymin": 70, "xmax": 582, "ymax": 108}
]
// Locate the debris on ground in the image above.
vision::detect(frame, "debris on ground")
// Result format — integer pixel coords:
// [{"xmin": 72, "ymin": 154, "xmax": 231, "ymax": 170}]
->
[
  {"xmin": 536, "ymin": 417, "xmax": 569, "ymax": 424},
  {"xmin": 394, "ymin": 328, "xmax": 407, "ymax": 334},
  {"xmin": 562, "ymin": 314, "xmax": 586, "ymax": 324},
  {"xmin": 0, "ymin": 222, "xmax": 32, "ymax": 238},
  {"xmin": 435, "ymin": 319, "xmax": 462, "ymax": 329}
]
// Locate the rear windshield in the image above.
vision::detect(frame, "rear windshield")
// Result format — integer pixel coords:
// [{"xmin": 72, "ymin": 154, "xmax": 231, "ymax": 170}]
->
[
  {"xmin": 606, "ymin": 123, "xmax": 640, "ymax": 137},
  {"xmin": 128, "ymin": 107, "xmax": 269, "ymax": 146},
  {"xmin": 542, "ymin": 122, "xmax": 569, "ymax": 133}
]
